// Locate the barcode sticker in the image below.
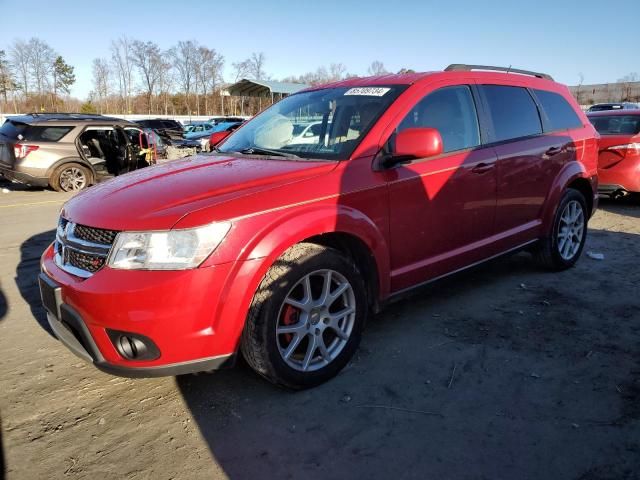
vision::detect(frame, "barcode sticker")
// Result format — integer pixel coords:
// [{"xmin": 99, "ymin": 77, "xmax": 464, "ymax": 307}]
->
[{"xmin": 344, "ymin": 87, "xmax": 391, "ymax": 97}]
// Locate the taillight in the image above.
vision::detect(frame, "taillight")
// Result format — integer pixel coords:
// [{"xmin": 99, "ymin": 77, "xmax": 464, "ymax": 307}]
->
[
  {"xmin": 606, "ymin": 143, "xmax": 640, "ymax": 154},
  {"xmin": 14, "ymin": 144, "xmax": 39, "ymax": 160}
]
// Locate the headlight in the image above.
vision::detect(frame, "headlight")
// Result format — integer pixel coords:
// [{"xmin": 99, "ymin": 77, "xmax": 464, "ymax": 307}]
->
[{"xmin": 108, "ymin": 222, "xmax": 231, "ymax": 270}]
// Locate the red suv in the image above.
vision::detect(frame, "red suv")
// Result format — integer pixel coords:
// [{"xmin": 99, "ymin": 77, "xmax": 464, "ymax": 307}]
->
[{"xmin": 39, "ymin": 65, "xmax": 598, "ymax": 389}]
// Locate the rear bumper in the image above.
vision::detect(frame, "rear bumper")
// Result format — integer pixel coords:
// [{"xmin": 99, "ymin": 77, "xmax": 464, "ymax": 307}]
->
[{"xmin": 0, "ymin": 165, "xmax": 49, "ymax": 187}]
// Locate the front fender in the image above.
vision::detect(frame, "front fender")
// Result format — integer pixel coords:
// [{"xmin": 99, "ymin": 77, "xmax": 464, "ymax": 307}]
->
[{"xmin": 198, "ymin": 204, "xmax": 390, "ymax": 353}]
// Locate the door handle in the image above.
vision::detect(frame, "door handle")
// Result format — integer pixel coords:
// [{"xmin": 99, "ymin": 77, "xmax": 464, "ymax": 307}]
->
[
  {"xmin": 545, "ymin": 146, "xmax": 563, "ymax": 156},
  {"xmin": 470, "ymin": 162, "xmax": 495, "ymax": 174}
]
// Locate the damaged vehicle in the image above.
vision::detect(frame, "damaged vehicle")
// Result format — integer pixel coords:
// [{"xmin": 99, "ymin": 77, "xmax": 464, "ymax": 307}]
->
[
  {"xmin": 143, "ymin": 129, "xmax": 202, "ymax": 160},
  {"xmin": 0, "ymin": 113, "xmax": 152, "ymax": 192}
]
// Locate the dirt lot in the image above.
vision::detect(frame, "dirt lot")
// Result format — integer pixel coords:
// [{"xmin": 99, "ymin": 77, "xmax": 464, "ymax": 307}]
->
[{"xmin": 0, "ymin": 179, "xmax": 638, "ymax": 480}]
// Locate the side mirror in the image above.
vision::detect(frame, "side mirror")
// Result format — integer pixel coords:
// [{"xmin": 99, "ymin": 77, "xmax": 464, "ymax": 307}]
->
[
  {"xmin": 394, "ymin": 127, "xmax": 443, "ymax": 160},
  {"xmin": 210, "ymin": 130, "xmax": 231, "ymax": 147}
]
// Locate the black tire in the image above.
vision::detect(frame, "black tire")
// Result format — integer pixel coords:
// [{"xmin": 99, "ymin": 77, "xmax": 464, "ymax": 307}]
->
[
  {"xmin": 241, "ymin": 242, "xmax": 367, "ymax": 389},
  {"xmin": 51, "ymin": 163, "xmax": 92, "ymax": 192},
  {"xmin": 534, "ymin": 188, "xmax": 588, "ymax": 270}
]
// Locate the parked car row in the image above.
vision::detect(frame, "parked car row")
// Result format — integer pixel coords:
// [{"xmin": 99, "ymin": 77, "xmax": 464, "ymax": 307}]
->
[{"xmin": 39, "ymin": 64, "xmax": 603, "ymax": 389}]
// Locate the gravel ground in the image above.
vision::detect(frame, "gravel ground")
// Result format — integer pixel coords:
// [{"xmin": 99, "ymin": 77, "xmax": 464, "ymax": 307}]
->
[{"xmin": 0, "ymin": 180, "xmax": 638, "ymax": 480}]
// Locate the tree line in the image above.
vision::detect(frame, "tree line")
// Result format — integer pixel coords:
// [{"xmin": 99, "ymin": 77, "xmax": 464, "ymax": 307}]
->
[{"xmin": 0, "ymin": 36, "xmax": 412, "ymax": 116}]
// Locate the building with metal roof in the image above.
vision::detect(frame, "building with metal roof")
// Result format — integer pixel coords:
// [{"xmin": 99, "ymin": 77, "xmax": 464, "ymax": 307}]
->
[{"xmin": 227, "ymin": 79, "xmax": 310, "ymax": 99}]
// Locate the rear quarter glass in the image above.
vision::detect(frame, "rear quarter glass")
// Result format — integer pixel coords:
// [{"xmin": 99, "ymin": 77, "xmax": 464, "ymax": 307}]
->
[{"xmin": 22, "ymin": 126, "xmax": 75, "ymax": 142}]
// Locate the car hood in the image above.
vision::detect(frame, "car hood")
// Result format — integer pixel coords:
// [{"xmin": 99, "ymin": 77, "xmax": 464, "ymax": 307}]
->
[{"xmin": 63, "ymin": 154, "xmax": 337, "ymax": 230}]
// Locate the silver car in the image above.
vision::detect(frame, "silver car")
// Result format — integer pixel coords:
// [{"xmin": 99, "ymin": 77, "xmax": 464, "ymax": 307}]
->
[{"xmin": 0, "ymin": 113, "xmax": 149, "ymax": 192}]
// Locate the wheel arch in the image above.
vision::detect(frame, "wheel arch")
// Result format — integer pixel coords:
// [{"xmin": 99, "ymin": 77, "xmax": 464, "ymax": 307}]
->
[
  {"xmin": 45, "ymin": 157, "xmax": 97, "ymax": 185},
  {"xmin": 203, "ymin": 205, "xmax": 390, "ymax": 351},
  {"xmin": 541, "ymin": 162, "xmax": 595, "ymax": 237},
  {"xmin": 304, "ymin": 231, "xmax": 382, "ymax": 313}
]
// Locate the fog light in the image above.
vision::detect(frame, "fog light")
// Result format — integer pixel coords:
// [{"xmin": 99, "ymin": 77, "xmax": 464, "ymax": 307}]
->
[
  {"xmin": 106, "ymin": 330, "xmax": 160, "ymax": 361},
  {"xmin": 119, "ymin": 335, "xmax": 147, "ymax": 359}
]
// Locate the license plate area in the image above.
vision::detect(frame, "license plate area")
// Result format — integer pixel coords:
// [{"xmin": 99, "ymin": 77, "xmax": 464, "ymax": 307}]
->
[{"xmin": 39, "ymin": 273, "xmax": 62, "ymax": 319}]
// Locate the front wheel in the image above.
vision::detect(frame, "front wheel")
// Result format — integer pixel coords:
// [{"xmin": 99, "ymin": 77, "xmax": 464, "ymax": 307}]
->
[
  {"xmin": 534, "ymin": 188, "xmax": 588, "ymax": 270},
  {"xmin": 241, "ymin": 243, "xmax": 367, "ymax": 389}
]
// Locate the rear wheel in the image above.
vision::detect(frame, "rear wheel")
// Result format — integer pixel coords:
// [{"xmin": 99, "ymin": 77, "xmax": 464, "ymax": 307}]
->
[
  {"xmin": 241, "ymin": 242, "xmax": 367, "ymax": 389},
  {"xmin": 534, "ymin": 188, "xmax": 588, "ymax": 270},
  {"xmin": 51, "ymin": 163, "xmax": 91, "ymax": 192}
]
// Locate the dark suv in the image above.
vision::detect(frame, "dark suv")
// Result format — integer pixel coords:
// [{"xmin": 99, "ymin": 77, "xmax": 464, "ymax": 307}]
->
[
  {"xmin": 0, "ymin": 113, "xmax": 149, "ymax": 192},
  {"xmin": 134, "ymin": 119, "xmax": 184, "ymax": 139}
]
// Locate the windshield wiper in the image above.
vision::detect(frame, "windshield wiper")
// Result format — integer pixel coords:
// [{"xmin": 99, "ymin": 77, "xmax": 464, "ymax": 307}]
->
[{"xmin": 240, "ymin": 147, "xmax": 299, "ymax": 158}]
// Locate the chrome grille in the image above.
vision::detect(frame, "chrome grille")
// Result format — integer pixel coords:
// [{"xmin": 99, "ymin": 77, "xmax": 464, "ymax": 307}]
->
[
  {"xmin": 74, "ymin": 224, "xmax": 118, "ymax": 245},
  {"xmin": 54, "ymin": 217, "xmax": 118, "ymax": 278}
]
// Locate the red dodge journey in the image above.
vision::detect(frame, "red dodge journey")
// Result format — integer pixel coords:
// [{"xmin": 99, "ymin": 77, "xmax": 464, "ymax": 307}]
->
[{"xmin": 39, "ymin": 64, "xmax": 599, "ymax": 389}]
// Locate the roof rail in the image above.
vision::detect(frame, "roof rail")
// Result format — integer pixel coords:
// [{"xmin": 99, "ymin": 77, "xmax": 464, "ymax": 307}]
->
[
  {"xmin": 445, "ymin": 64, "xmax": 553, "ymax": 81},
  {"xmin": 25, "ymin": 112, "xmax": 106, "ymax": 117}
]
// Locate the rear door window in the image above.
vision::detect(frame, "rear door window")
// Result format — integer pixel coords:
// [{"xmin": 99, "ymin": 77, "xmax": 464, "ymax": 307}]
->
[
  {"xmin": 396, "ymin": 85, "xmax": 481, "ymax": 153},
  {"xmin": 480, "ymin": 85, "xmax": 542, "ymax": 142},
  {"xmin": 534, "ymin": 90, "xmax": 583, "ymax": 131}
]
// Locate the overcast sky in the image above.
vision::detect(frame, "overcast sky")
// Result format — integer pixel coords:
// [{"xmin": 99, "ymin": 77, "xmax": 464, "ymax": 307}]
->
[{"xmin": 1, "ymin": 0, "xmax": 637, "ymax": 99}]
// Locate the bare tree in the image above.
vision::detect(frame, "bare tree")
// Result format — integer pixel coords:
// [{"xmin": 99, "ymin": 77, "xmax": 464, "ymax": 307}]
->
[
  {"xmin": 617, "ymin": 72, "xmax": 639, "ymax": 102},
  {"xmin": 157, "ymin": 55, "xmax": 173, "ymax": 115},
  {"xmin": 576, "ymin": 72, "xmax": 585, "ymax": 105},
  {"xmin": 232, "ymin": 59, "xmax": 250, "ymax": 82},
  {"xmin": 110, "ymin": 37, "xmax": 134, "ymax": 113},
  {"xmin": 328, "ymin": 63, "xmax": 347, "ymax": 81},
  {"xmin": 246, "ymin": 52, "xmax": 267, "ymax": 80},
  {"xmin": 0, "ymin": 50, "xmax": 17, "ymax": 110},
  {"xmin": 197, "ymin": 46, "xmax": 224, "ymax": 115},
  {"xmin": 26, "ymin": 38, "xmax": 56, "ymax": 109},
  {"xmin": 131, "ymin": 40, "xmax": 162, "ymax": 114},
  {"xmin": 92, "ymin": 58, "xmax": 110, "ymax": 114},
  {"xmin": 170, "ymin": 40, "xmax": 198, "ymax": 114},
  {"xmin": 9, "ymin": 39, "xmax": 31, "ymax": 98},
  {"xmin": 367, "ymin": 60, "xmax": 388, "ymax": 76}
]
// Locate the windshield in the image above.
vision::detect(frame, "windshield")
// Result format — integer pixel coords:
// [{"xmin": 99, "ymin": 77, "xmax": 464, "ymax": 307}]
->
[
  {"xmin": 218, "ymin": 85, "xmax": 406, "ymax": 160},
  {"xmin": 589, "ymin": 115, "xmax": 640, "ymax": 135}
]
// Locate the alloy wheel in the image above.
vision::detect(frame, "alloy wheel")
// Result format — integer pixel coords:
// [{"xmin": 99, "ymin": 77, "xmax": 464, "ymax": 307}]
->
[
  {"xmin": 59, "ymin": 167, "xmax": 87, "ymax": 191},
  {"xmin": 276, "ymin": 269, "xmax": 356, "ymax": 372},
  {"xmin": 557, "ymin": 199, "xmax": 585, "ymax": 260}
]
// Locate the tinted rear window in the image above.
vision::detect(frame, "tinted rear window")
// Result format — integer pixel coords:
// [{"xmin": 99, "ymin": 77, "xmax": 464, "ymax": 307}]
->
[
  {"xmin": 481, "ymin": 85, "xmax": 542, "ymax": 142},
  {"xmin": 534, "ymin": 90, "xmax": 583, "ymax": 131},
  {"xmin": 23, "ymin": 126, "xmax": 74, "ymax": 141},
  {"xmin": 589, "ymin": 115, "xmax": 640, "ymax": 135},
  {"xmin": 0, "ymin": 121, "xmax": 28, "ymax": 139}
]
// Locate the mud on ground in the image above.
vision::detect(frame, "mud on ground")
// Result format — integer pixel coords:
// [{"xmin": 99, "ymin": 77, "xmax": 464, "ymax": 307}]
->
[{"xmin": 0, "ymin": 183, "xmax": 638, "ymax": 479}]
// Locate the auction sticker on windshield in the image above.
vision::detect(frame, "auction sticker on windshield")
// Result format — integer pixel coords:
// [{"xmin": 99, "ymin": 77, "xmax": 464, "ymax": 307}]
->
[{"xmin": 344, "ymin": 87, "xmax": 391, "ymax": 96}]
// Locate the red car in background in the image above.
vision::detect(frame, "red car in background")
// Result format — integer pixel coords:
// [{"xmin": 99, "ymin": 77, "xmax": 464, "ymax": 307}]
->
[
  {"xmin": 588, "ymin": 110, "xmax": 640, "ymax": 197},
  {"xmin": 39, "ymin": 65, "xmax": 598, "ymax": 389}
]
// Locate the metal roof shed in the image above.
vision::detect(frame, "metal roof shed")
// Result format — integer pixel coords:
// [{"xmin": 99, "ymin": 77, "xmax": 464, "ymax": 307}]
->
[{"xmin": 227, "ymin": 79, "xmax": 310, "ymax": 99}]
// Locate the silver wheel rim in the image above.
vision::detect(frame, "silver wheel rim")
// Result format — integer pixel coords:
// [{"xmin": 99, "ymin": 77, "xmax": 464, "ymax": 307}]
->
[
  {"xmin": 59, "ymin": 167, "xmax": 87, "ymax": 191},
  {"xmin": 557, "ymin": 200, "xmax": 585, "ymax": 260},
  {"xmin": 276, "ymin": 269, "xmax": 356, "ymax": 372}
]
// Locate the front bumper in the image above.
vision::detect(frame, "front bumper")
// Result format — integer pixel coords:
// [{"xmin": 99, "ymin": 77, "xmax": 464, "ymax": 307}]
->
[
  {"xmin": 0, "ymin": 165, "xmax": 49, "ymax": 187},
  {"xmin": 40, "ymin": 244, "xmax": 242, "ymax": 377}
]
